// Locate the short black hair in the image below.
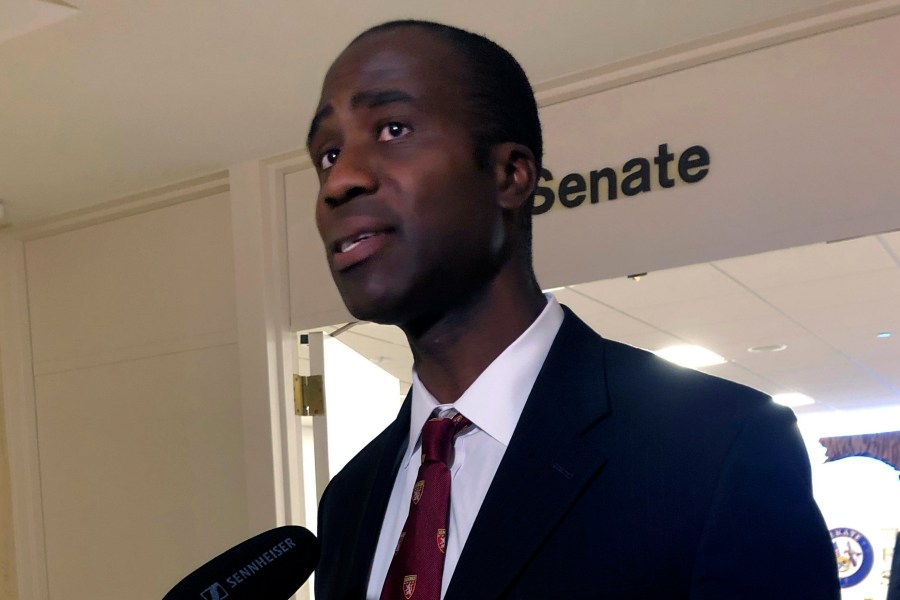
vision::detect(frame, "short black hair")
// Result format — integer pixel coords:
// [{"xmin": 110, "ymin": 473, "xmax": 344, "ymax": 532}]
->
[{"xmin": 352, "ymin": 20, "xmax": 543, "ymax": 263}]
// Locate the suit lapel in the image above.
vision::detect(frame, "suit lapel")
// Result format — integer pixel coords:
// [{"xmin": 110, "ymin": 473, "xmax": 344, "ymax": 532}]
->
[
  {"xmin": 446, "ymin": 308, "xmax": 611, "ymax": 600},
  {"xmin": 342, "ymin": 395, "xmax": 411, "ymax": 596}
]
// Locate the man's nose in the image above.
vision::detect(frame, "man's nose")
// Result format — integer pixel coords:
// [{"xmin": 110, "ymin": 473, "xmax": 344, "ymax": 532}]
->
[{"xmin": 321, "ymin": 144, "xmax": 378, "ymax": 207}]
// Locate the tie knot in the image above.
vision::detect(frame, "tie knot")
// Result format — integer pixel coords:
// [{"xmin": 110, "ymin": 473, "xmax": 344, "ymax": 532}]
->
[{"xmin": 420, "ymin": 413, "xmax": 470, "ymax": 465}]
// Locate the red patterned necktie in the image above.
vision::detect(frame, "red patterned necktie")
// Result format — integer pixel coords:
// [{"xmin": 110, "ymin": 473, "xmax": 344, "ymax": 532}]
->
[{"xmin": 380, "ymin": 412, "xmax": 471, "ymax": 600}]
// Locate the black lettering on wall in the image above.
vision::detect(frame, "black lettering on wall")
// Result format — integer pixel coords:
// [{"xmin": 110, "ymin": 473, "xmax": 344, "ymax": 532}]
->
[
  {"xmin": 559, "ymin": 173, "xmax": 587, "ymax": 208},
  {"xmin": 590, "ymin": 168, "xmax": 617, "ymax": 203},
  {"xmin": 621, "ymin": 157, "xmax": 651, "ymax": 196},
  {"xmin": 532, "ymin": 168, "xmax": 555, "ymax": 215},
  {"xmin": 678, "ymin": 145, "xmax": 710, "ymax": 183},
  {"xmin": 532, "ymin": 143, "xmax": 710, "ymax": 215},
  {"xmin": 654, "ymin": 143, "xmax": 676, "ymax": 188}
]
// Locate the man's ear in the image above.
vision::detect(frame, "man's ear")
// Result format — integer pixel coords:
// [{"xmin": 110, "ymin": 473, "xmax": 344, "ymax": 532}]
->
[{"xmin": 492, "ymin": 142, "xmax": 537, "ymax": 211}]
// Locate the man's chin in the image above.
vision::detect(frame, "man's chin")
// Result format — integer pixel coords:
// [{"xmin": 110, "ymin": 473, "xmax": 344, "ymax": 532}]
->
[{"xmin": 339, "ymin": 290, "xmax": 406, "ymax": 326}]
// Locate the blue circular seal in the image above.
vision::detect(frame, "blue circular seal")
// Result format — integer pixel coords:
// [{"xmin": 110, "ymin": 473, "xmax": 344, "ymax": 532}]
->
[{"xmin": 830, "ymin": 527, "xmax": 873, "ymax": 588}]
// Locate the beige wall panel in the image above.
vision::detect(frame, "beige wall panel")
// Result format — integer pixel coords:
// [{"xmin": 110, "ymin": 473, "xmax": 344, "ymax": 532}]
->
[
  {"xmin": 33, "ymin": 344, "xmax": 247, "ymax": 599},
  {"xmin": 21, "ymin": 192, "xmax": 246, "ymax": 598},
  {"xmin": 25, "ymin": 192, "xmax": 236, "ymax": 375}
]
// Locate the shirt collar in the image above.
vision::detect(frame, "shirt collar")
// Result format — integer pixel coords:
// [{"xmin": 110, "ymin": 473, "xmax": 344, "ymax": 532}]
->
[{"xmin": 406, "ymin": 294, "xmax": 565, "ymax": 461}]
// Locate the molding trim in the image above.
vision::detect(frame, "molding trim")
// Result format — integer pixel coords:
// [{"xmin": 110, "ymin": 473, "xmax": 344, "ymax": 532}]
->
[
  {"xmin": 534, "ymin": 0, "xmax": 900, "ymax": 106},
  {"xmin": 0, "ymin": 239, "xmax": 49, "ymax": 600},
  {"xmin": 262, "ymin": 157, "xmax": 311, "ymax": 535},
  {"xmin": 8, "ymin": 170, "xmax": 230, "ymax": 242},
  {"xmin": 229, "ymin": 159, "xmax": 309, "ymax": 538},
  {"xmin": 263, "ymin": 148, "xmax": 313, "ymax": 173}
]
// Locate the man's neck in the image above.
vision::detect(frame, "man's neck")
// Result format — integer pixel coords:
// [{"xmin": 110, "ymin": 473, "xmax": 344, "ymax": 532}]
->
[{"xmin": 404, "ymin": 273, "xmax": 546, "ymax": 405}]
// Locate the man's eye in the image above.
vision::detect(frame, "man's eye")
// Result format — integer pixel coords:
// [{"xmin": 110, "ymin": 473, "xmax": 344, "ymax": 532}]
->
[
  {"xmin": 377, "ymin": 122, "xmax": 410, "ymax": 141},
  {"xmin": 320, "ymin": 149, "xmax": 340, "ymax": 170}
]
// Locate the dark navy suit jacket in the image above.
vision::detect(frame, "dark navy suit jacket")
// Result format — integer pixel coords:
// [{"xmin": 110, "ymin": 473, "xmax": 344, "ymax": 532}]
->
[{"xmin": 315, "ymin": 307, "xmax": 839, "ymax": 599}]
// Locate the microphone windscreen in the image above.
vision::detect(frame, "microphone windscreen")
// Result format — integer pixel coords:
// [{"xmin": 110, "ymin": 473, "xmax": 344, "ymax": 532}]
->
[{"xmin": 163, "ymin": 525, "xmax": 319, "ymax": 600}]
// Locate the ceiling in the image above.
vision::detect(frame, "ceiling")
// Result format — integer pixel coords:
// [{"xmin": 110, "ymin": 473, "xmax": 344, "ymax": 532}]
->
[
  {"xmin": 310, "ymin": 231, "xmax": 900, "ymax": 419},
  {"xmin": 1, "ymin": 0, "xmax": 847, "ymax": 226},
  {"xmin": 4, "ymin": 0, "xmax": 897, "ymax": 420}
]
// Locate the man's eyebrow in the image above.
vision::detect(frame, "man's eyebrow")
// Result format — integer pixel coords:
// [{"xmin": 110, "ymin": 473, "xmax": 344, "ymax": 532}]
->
[
  {"xmin": 351, "ymin": 89, "xmax": 414, "ymax": 110},
  {"xmin": 306, "ymin": 89, "xmax": 415, "ymax": 148},
  {"xmin": 307, "ymin": 105, "xmax": 333, "ymax": 149}
]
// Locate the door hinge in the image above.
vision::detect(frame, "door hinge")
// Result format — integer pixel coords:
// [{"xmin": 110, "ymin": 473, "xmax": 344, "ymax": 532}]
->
[{"xmin": 294, "ymin": 374, "xmax": 325, "ymax": 416}]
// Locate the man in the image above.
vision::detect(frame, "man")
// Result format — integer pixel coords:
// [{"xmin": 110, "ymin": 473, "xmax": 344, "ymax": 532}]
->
[{"xmin": 307, "ymin": 20, "xmax": 839, "ymax": 599}]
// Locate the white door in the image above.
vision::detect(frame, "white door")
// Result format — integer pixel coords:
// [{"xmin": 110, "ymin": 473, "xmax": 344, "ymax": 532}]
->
[{"xmin": 306, "ymin": 331, "xmax": 404, "ymax": 501}]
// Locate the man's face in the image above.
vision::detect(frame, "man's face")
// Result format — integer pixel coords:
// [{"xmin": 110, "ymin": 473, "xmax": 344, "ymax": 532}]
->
[{"xmin": 308, "ymin": 28, "xmax": 507, "ymax": 326}]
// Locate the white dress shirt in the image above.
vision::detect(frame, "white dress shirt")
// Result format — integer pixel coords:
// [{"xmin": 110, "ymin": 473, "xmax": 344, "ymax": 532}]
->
[{"xmin": 365, "ymin": 295, "xmax": 565, "ymax": 599}]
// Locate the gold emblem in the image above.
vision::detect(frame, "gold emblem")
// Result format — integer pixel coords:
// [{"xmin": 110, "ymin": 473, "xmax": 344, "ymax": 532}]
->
[
  {"xmin": 436, "ymin": 528, "xmax": 446, "ymax": 554},
  {"xmin": 412, "ymin": 480, "xmax": 425, "ymax": 505},
  {"xmin": 403, "ymin": 574, "xmax": 417, "ymax": 599}
]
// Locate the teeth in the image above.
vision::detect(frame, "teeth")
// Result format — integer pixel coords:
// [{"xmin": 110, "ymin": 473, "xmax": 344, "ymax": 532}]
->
[
  {"xmin": 340, "ymin": 239, "xmax": 362, "ymax": 253},
  {"xmin": 339, "ymin": 232, "xmax": 376, "ymax": 253}
]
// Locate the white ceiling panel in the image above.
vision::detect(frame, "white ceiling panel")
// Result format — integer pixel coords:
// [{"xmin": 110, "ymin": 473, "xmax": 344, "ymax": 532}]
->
[
  {"xmin": 571, "ymin": 263, "xmax": 748, "ymax": 309},
  {"xmin": 730, "ymin": 335, "xmax": 838, "ymax": 375},
  {"xmin": 712, "ymin": 236, "xmax": 895, "ymax": 288},
  {"xmin": 626, "ymin": 292, "xmax": 778, "ymax": 334},
  {"xmin": 850, "ymin": 351, "xmax": 900, "ymax": 390},
  {"xmin": 676, "ymin": 314, "xmax": 809, "ymax": 353},
  {"xmin": 773, "ymin": 356, "xmax": 878, "ymax": 389},
  {"xmin": 553, "ymin": 288, "xmax": 659, "ymax": 338},
  {"xmin": 754, "ymin": 268, "xmax": 900, "ymax": 313},
  {"xmin": 794, "ymin": 303, "xmax": 900, "ymax": 354},
  {"xmin": 695, "ymin": 362, "xmax": 778, "ymax": 394}
]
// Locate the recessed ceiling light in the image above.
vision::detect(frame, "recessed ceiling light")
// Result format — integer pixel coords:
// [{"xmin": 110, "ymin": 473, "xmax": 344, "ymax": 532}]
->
[
  {"xmin": 876, "ymin": 331, "xmax": 892, "ymax": 339},
  {"xmin": 748, "ymin": 344, "xmax": 787, "ymax": 353},
  {"xmin": 772, "ymin": 393, "xmax": 815, "ymax": 407},
  {"xmin": 627, "ymin": 273, "xmax": 647, "ymax": 281},
  {"xmin": 654, "ymin": 345, "xmax": 726, "ymax": 368}
]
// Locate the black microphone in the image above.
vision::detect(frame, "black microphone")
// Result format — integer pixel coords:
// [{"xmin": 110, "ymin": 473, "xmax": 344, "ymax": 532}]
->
[{"xmin": 163, "ymin": 525, "xmax": 319, "ymax": 600}]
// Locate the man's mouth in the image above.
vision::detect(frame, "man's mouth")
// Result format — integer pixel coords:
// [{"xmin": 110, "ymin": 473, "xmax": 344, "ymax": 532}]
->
[
  {"xmin": 331, "ymin": 229, "xmax": 393, "ymax": 271},
  {"xmin": 338, "ymin": 231, "xmax": 381, "ymax": 254}
]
